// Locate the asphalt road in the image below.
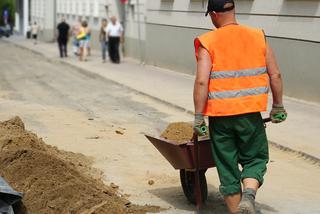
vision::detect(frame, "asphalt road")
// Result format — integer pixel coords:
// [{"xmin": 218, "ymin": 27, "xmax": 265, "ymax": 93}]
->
[{"xmin": 0, "ymin": 41, "xmax": 319, "ymax": 214}]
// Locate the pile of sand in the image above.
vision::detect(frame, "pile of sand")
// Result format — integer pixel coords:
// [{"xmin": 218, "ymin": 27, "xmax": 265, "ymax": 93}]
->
[
  {"xmin": 160, "ymin": 122, "xmax": 194, "ymax": 144},
  {"xmin": 0, "ymin": 117, "xmax": 161, "ymax": 214}
]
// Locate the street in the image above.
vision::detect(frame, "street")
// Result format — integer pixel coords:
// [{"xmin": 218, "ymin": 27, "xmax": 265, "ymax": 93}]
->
[{"xmin": 0, "ymin": 41, "xmax": 319, "ymax": 214}]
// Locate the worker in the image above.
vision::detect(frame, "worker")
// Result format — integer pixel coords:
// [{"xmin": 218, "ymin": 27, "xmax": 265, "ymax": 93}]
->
[{"xmin": 193, "ymin": 0, "xmax": 287, "ymax": 214}]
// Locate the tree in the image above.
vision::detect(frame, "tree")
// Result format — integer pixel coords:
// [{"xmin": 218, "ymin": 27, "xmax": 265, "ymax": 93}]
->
[{"xmin": 0, "ymin": 0, "xmax": 15, "ymax": 26}]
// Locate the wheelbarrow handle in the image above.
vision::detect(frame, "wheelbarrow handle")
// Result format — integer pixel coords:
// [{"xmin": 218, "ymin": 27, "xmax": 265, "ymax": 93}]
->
[
  {"xmin": 193, "ymin": 133, "xmax": 203, "ymax": 210},
  {"xmin": 263, "ymin": 117, "xmax": 272, "ymax": 123}
]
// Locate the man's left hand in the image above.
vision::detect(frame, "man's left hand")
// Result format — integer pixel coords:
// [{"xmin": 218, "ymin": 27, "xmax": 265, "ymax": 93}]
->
[
  {"xmin": 270, "ymin": 104, "xmax": 287, "ymax": 123},
  {"xmin": 194, "ymin": 113, "xmax": 208, "ymax": 136}
]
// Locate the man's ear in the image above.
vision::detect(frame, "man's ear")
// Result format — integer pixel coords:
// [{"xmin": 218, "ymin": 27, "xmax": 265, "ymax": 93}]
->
[{"xmin": 209, "ymin": 12, "xmax": 218, "ymax": 19}]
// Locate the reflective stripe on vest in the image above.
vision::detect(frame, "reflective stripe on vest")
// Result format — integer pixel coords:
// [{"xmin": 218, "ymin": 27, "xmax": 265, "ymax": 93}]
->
[
  {"xmin": 208, "ymin": 86, "xmax": 269, "ymax": 100},
  {"xmin": 210, "ymin": 67, "xmax": 267, "ymax": 79}
]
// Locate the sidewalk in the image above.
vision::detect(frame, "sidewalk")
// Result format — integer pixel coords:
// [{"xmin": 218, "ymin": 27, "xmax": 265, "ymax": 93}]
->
[{"xmin": 4, "ymin": 36, "xmax": 320, "ymax": 160}]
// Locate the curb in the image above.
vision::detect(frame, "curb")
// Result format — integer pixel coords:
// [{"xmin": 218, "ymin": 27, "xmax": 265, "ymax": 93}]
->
[
  {"xmin": 269, "ymin": 141, "xmax": 320, "ymax": 166},
  {"xmin": 5, "ymin": 39, "xmax": 320, "ymax": 164}
]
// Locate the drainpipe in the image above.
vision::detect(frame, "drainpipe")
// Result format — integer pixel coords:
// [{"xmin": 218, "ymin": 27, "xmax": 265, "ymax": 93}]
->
[
  {"xmin": 136, "ymin": 0, "xmax": 142, "ymax": 64},
  {"xmin": 53, "ymin": 0, "xmax": 57, "ymax": 42}
]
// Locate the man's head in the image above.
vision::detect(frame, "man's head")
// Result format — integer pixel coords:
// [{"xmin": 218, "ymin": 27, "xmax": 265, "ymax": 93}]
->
[
  {"xmin": 61, "ymin": 17, "xmax": 66, "ymax": 23},
  {"xmin": 205, "ymin": 0, "xmax": 236, "ymax": 28},
  {"xmin": 111, "ymin": 16, "xmax": 117, "ymax": 25}
]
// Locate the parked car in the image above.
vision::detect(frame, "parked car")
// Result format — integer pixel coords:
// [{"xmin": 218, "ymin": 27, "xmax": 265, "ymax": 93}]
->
[{"xmin": 0, "ymin": 25, "xmax": 11, "ymax": 38}]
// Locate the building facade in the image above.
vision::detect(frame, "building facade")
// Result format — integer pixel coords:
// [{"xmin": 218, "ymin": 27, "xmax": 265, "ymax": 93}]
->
[{"xmin": 15, "ymin": 0, "xmax": 30, "ymax": 37}]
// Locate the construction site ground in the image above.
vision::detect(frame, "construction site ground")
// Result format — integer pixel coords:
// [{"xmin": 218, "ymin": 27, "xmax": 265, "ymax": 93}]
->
[{"xmin": 0, "ymin": 40, "xmax": 319, "ymax": 214}]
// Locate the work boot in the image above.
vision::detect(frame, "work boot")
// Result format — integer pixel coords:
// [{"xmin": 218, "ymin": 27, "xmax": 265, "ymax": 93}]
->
[{"xmin": 237, "ymin": 188, "xmax": 256, "ymax": 214}]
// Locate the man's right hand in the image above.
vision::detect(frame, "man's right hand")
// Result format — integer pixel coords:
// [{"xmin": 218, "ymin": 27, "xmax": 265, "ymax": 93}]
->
[
  {"xmin": 270, "ymin": 104, "xmax": 287, "ymax": 123},
  {"xmin": 194, "ymin": 113, "xmax": 208, "ymax": 136}
]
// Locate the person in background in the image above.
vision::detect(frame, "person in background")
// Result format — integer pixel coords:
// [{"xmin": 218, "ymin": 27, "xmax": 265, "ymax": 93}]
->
[
  {"xmin": 56, "ymin": 17, "xmax": 70, "ymax": 58},
  {"xmin": 99, "ymin": 19, "xmax": 108, "ymax": 63},
  {"xmin": 31, "ymin": 22, "xmax": 39, "ymax": 45},
  {"xmin": 71, "ymin": 17, "xmax": 82, "ymax": 56},
  {"xmin": 77, "ymin": 20, "xmax": 89, "ymax": 61},
  {"xmin": 86, "ymin": 25, "xmax": 92, "ymax": 57},
  {"xmin": 3, "ymin": 8, "xmax": 9, "ymax": 25},
  {"xmin": 106, "ymin": 16, "xmax": 124, "ymax": 64}
]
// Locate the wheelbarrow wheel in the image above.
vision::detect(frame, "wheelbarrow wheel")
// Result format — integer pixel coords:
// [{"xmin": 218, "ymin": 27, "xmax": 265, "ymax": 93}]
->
[{"xmin": 180, "ymin": 169, "xmax": 208, "ymax": 204}]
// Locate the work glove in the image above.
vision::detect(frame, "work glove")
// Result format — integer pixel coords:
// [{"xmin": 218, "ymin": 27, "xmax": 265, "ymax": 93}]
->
[
  {"xmin": 270, "ymin": 104, "xmax": 287, "ymax": 123},
  {"xmin": 193, "ymin": 113, "xmax": 208, "ymax": 136}
]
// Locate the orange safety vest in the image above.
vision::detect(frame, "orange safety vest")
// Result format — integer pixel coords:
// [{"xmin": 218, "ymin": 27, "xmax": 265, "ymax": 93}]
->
[{"xmin": 194, "ymin": 24, "xmax": 269, "ymax": 117}]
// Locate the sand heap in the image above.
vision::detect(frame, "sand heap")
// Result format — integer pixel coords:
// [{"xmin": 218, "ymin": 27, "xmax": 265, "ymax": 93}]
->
[
  {"xmin": 160, "ymin": 122, "xmax": 194, "ymax": 144},
  {"xmin": 0, "ymin": 116, "xmax": 161, "ymax": 214}
]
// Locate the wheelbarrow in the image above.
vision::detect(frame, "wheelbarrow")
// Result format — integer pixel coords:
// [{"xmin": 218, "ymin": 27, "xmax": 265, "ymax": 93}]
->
[{"xmin": 145, "ymin": 118, "xmax": 272, "ymax": 209}]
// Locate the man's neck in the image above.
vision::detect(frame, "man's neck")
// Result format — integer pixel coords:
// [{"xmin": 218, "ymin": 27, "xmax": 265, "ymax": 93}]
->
[
  {"xmin": 217, "ymin": 17, "xmax": 237, "ymax": 28},
  {"xmin": 219, "ymin": 21, "xmax": 238, "ymax": 28}
]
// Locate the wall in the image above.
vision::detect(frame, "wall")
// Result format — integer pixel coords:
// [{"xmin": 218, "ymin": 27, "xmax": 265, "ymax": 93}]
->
[
  {"xmin": 130, "ymin": 0, "xmax": 320, "ymax": 103},
  {"xmin": 30, "ymin": 0, "xmax": 55, "ymax": 42},
  {"xmin": 15, "ymin": 0, "xmax": 30, "ymax": 37},
  {"xmin": 124, "ymin": 0, "xmax": 146, "ymax": 63}
]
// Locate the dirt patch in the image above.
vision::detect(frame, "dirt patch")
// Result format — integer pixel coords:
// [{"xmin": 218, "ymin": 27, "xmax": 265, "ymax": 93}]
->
[
  {"xmin": 160, "ymin": 122, "xmax": 193, "ymax": 144},
  {"xmin": 0, "ymin": 116, "xmax": 162, "ymax": 214}
]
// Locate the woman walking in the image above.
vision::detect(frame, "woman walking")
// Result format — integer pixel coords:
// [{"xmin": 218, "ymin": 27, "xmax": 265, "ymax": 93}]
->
[
  {"xmin": 86, "ymin": 26, "xmax": 92, "ymax": 57},
  {"xmin": 99, "ymin": 19, "xmax": 108, "ymax": 63},
  {"xmin": 77, "ymin": 21, "xmax": 89, "ymax": 61}
]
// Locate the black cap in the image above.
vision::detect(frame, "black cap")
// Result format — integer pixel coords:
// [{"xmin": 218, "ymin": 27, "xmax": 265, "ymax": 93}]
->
[{"xmin": 205, "ymin": 0, "xmax": 235, "ymax": 16}]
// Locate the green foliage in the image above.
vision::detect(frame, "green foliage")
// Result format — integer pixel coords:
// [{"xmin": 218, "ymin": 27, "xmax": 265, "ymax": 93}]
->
[{"xmin": 0, "ymin": 0, "xmax": 15, "ymax": 25}]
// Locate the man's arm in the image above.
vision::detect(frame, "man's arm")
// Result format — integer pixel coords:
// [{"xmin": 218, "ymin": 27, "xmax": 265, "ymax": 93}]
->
[
  {"xmin": 266, "ymin": 44, "xmax": 287, "ymax": 123},
  {"xmin": 193, "ymin": 46, "xmax": 212, "ymax": 114},
  {"xmin": 55, "ymin": 25, "xmax": 59, "ymax": 40},
  {"xmin": 68, "ymin": 25, "xmax": 71, "ymax": 38},
  {"xmin": 266, "ymin": 44, "xmax": 283, "ymax": 105}
]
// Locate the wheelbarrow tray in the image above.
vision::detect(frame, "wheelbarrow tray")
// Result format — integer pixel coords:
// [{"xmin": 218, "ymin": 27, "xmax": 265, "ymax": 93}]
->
[{"xmin": 145, "ymin": 135, "xmax": 215, "ymax": 170}]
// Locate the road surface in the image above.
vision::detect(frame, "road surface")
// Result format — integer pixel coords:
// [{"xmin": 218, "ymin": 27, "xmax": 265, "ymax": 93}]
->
[{"xmin": 0, "ymin": 41, "xmax": 319, "ymax": 214}]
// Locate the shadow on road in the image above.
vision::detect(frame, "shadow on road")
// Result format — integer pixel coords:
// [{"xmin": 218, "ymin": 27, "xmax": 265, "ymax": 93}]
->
[
  {"xmin": 149, "ymin": 185, "xmax": 228, "ymax": 213},
  {"xmin": 149, "ymin": 184, "xmax": 278, "ymax": 213}
]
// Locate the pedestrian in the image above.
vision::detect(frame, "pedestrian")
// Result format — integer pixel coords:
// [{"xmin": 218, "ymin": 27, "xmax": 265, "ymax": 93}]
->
[
  {"xmin": 106, "ymin": 16, "xmax": 124, "ymax": 64},
  {"xmin": 31, "ymin": 22, "xmax": 39, "ymax": 45},
  {"xmin": 3, "ymin": 8, "xmax": 9, "ymax": 25},
  {"xmin": 77, "ymin": 20, "xmax": 89, "ymax": 61},
  {"xmin": 100, "ymin": 19, "xmax": 108, "ymax": 63},
  {"xmin": 71, "ymin": 17, "xmax": 82, "ymax": 56},
  {"xmin": 56, "ymin": 17, "xmax": 70, "ymax": 58},
  {"xmin": 86, "ymin": 26, "xmax": 92, "ymax": 57},
  {"xmin": 193, "ymin": 1, "xmax": 287, "ymax": 214}
]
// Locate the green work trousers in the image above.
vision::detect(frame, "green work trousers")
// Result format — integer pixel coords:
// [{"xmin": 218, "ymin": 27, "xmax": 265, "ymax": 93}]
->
[{"xmin": 209, "ymin": 112, "xmax": 269, "ymax": 196}]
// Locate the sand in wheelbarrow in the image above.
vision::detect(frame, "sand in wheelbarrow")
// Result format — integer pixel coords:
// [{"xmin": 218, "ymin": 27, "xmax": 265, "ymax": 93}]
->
[
  {"xmin": 160, "ymin": 122, "xmax": 193, "ymax": 144},
  {"xmin": 0, "ymin": 117, "xmax": 162, "ymax": 214}
]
